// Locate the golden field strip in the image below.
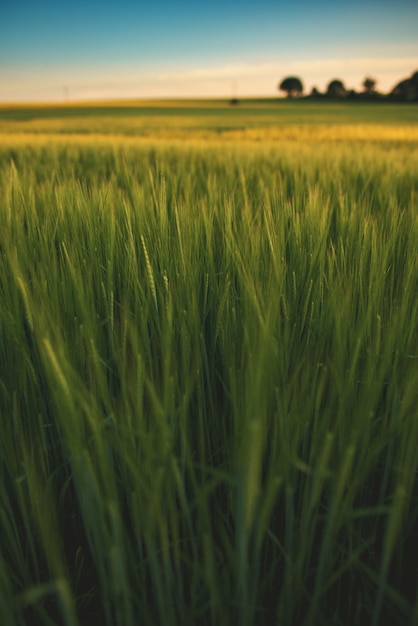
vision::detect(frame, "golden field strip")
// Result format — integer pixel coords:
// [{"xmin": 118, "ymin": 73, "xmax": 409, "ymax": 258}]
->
[
  {"xmin": 1, "ymin": 99, "xmax": 418, "ymax": 144},
  {"xmin": 2, "ymin": 124, "xmax": 418, "ymax": 146}
]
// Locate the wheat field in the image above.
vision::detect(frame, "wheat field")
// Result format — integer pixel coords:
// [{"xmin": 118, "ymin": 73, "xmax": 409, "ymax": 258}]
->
[{"xmin": 0, "ymin": 101, "xmax": 417, "ymax": 625}]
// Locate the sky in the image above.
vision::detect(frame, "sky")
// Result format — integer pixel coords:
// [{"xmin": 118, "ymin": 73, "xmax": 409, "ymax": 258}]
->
[{"xmin": 0, "ymin": 0, "xmax": 417, "ymax": 102}]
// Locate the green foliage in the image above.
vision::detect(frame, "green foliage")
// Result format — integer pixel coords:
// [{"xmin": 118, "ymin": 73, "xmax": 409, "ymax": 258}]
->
[
  {"xmin": 363, "ymin": 77, "xmax": 377, "ymax": 94},
  {"xmin": 326, "ymin": 79, "xmax": 346, "ymax": 98},
  {"xmin": 278, "ymin": 77, "xmax": 304, "ymax": 98},
  {"xmin": 390, "ymin": 69, "xmax": 418, "ymax": 102},
  {"xmin": 0, "ymin": 138, "xmax": 417, "ymax": 625}
]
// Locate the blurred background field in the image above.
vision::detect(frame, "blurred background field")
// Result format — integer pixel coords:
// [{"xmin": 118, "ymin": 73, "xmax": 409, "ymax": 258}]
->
[{"xmin": 1, "ymin": 100, "xmax": 418, "ymax": 143}]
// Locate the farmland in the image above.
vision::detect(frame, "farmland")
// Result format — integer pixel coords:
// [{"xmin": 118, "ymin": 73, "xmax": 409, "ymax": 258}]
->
[{"xmin": 0, "ymin": 100, "xmax": 417, "ymax": 625}]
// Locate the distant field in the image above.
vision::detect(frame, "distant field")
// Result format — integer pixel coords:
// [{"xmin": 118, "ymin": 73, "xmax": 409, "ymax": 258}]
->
[
  {"xmin": 1, "ymin": 102, "xmax": 417, "ymax": 626},
  {"xmin": 1, "ymin": 99, "xmax": 418, "ymax": 143}
]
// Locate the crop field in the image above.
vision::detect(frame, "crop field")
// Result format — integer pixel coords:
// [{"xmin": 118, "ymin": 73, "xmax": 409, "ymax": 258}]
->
[{"xmin": 0, "ymin": 101, "xmax": 417, "ymax": 626}]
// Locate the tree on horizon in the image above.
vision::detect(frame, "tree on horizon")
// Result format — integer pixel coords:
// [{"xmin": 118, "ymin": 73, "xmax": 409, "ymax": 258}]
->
[
  {"xmin": 278, "ymin": 76, "xmax": 304, "ymax": 98},
  {"xmin": 326, "ymin": 79, "xmax": 346, "ymax": 98},
  {"xmin": 363, "ymin": 77, "xmax": 377, "ymax": 94},
  {"xmin": 391, "ymin": 69, "xmax": 418, "ymax": 101}
]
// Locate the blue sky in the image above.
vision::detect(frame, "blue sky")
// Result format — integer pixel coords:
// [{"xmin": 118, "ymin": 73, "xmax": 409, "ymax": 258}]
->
[{"xmin": 1, "ymin": 0, "xmax": 417, "ymax": 101}]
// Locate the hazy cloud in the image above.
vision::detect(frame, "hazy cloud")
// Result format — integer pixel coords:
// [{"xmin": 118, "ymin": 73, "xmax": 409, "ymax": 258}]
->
[
  {"xmin": 153, "ymin": 57, "xmax": 418, "ymax": 93},
  {"xmin": 1, "ymin": 55, "xmax": 416, "ymax": 101}
]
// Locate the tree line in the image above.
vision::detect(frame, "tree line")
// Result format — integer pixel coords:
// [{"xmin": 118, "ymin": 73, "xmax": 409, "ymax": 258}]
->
[{"xmin": 278, "ymin": 69, "xmax": 418, "ymax": 102}]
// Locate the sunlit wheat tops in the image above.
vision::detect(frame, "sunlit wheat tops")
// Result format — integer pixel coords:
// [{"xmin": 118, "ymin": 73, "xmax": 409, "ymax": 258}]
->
[{"xmin": 140, "ymin": 233, "xmax": 158, "ymax": 313}]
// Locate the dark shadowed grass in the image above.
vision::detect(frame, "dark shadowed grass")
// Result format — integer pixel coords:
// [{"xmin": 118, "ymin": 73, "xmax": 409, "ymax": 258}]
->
[{"xmin": 0, "ymin": 139, "xmax": 417, "ymax": 625}]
